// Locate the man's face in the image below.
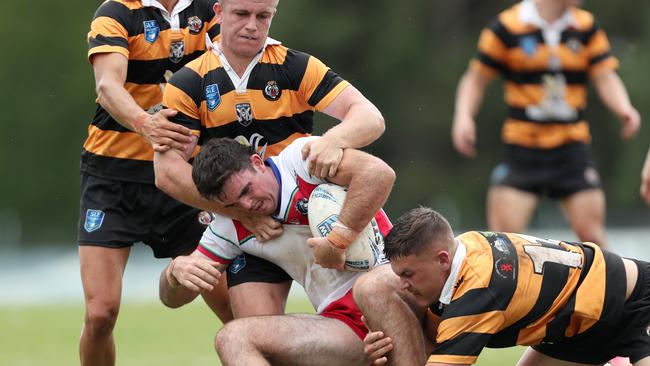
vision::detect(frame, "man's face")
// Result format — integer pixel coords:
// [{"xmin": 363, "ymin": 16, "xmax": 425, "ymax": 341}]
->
[
  {"xmin": 215, "ymin": 0, "xmax": 277, "ymax": 60},
  {"xmin": 217, "ymin": 156, "xmax": 278, "ymax": 215},
  {"xmin": 390, "ymin": 244, "xmax": 450, "ymax": 308}
]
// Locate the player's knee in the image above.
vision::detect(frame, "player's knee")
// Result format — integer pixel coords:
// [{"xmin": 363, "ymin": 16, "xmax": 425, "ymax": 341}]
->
[
  {"xmin": 353, "ymin": 266, "xmax": 397, "ymax": 307},
  {"xmin": 84, "ymin": 302, "xmax": 119, "ymax": 337},
  {"xmin": 215, "ymin": 321, "xmax": 249, "ymax": 356}
]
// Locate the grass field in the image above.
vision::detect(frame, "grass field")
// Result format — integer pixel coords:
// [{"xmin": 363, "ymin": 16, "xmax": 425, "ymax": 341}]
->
[{"xmin": 0, "ymin": 298, "xmax": 524, "ymax": 365}]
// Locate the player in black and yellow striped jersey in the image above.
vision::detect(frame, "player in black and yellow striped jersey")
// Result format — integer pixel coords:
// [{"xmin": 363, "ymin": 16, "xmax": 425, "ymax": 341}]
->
[
  {"xmin": 451, "ymin": 0, "xmax": 641, "ymax": 249},
  {"xmin": 78, "ymin": 2, "xmax": 231, "ymax": 366},
  {"xmin": 355, "ymin": 207, "xmax": 650, "ymax": 366},
  {"xmin": 154, "ymin": 0, "xmax": 385, "ymax": 324}
]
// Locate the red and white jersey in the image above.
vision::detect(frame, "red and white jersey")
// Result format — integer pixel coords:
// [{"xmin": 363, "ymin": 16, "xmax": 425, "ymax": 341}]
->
[{"xmin": 198, "ymin": 136, "xmax": 391, "ymax": 312}]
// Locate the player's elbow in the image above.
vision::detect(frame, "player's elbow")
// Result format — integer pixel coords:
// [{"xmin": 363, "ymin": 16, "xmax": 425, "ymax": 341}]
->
[{"xmin": 374, "ymin": 158, "xmax": 396, "ymax": 189}]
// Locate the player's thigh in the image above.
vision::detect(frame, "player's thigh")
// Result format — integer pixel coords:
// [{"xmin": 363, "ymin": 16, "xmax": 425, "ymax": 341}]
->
[
  {"xmin": 487, "ymin": 186, "xmax": 538, "ymax": 232},
  {"xmin": 79, "ymin": 246, "xmax": 130, "ymax": 308},
  {"xmin": 517, "ymin": 347, "xmax": 606, "ymax": 366},
  {"xmin": 559, "ymin": 189, "xmax": 605, "ymax": 228},
  {"xmin": 221, "ymin": 314, "xmax": 366, "ymax": 366},
  {"xmin": 634, "ymin": 355, "xmax": 650, "ymax": 366},
  {"xmin": 229, "ymin": 281, "xmax": 291, "ymax": 318}
]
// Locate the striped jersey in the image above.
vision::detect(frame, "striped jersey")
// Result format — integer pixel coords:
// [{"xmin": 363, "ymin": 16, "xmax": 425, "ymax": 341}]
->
[
  {"xmin": 427, "ymin": 231, "xmax": 626, "ymax": 364},
  {"xmin": 82, "ymin": 0, "xmax": 219, "ymax": 183},
  {"xmin": 197, "ymin": 137, "xmax": 391, "ymax": 312},
  {"xmin": 162, "ymin": 37, "xmax": 350, "ymax": 160},
  {"xmin": 471, "ymin": 0, "xmax": 618, "ymax": 149}
]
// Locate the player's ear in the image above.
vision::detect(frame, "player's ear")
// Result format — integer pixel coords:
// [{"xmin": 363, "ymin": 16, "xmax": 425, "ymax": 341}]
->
[
  {"xmin": 437, "ymin": 250, "xmax": 452, "ymax": 271},
  {"xmin": 250, "ymin": 154, "xmax": 264, "ymax": 170},
  {"xmin": 213, "ymin": 2, "xmax": 223, "ymax": 22}
]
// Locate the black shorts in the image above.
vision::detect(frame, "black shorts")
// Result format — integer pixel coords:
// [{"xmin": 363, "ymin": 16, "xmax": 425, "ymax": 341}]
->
[
  {"xmin": 489, "ymin": 143, "xmax": 601, "ymax": 199},
  {"xmin": 533, "ymin": 259, "xmax": 650, "ymax": 364},
  {"xmin": 77, "ymin": 173, "xmax": 205, "ymax": 258},
  {"xmin": 226, "ymin": 252, "xmax": 292, "ymax": 288}
]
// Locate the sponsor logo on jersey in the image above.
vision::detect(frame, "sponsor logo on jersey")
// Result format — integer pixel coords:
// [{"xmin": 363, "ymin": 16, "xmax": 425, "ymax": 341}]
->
[
  {"xmin": 187, "ymin": 16, "xmax": 202, "ymax": 34},
  {"xmin": 566, "ymin": 37, "xmax": 582, "ymax": 53},
  {"xmin": 295, "ymin": 198, "xmax": 308, "ymax": 216},
  {"xmin": 169, "ymin": 40, "xmax": 185, "ymax": 63},
  {"xmin": 143, "ymin": 20, "xmax": 160, "ymax": 43},
  {"xmin": 263, "ymin": 80, "xmax": 282, "ymax": 101},
  {"xmin": 495, "ymin": 258, "xmax": 515, "ymax": 279},
  {"xmin": 520, "ymin": 35, "xmax": 538, "ymax": 56},
  {"xmin": 84, "ymin": 209, "xmax": 105, "ymax": 233},
  {"xmin": 205, "ymin": 84, "xmax": 221, "ymax": 111},
  {"xmin": 228, "ymin": 255, "xmax": 246, "ymax": 274},
  {"xmin": 235, "ymin": 103, "xmax": 253, "ymax": 126}
]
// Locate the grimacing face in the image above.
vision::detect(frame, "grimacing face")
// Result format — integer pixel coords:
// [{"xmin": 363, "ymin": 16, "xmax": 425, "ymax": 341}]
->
[
  {"xmin": 389, "ymin": 245, "xmax": 450, "ymax": 308},
  {"xmin": 214, "ymin": 0, "xmax": 277, "ymax": 60},
  {"xmin": 217, "ymin": 155, "xmax": 279, "ymax": 215}
]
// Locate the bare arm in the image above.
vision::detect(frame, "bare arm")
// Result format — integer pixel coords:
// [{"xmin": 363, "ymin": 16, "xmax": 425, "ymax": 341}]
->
[
  {"xmin": 592, "ymin": 69, "xmax": 641, "ymax": 140},
  {"xmin": 451, "ymin": 68, "xmax": 493, "ymax": 158},
  {"xmin": 154, "ymin": 148, "xmax": 283, "ymax": 241},
  {"xmin": 641, "ymin": 147, "xmax": 650, "ymax": 205},
  {"xmin": 301, "ymin": 85, "xmax": 385, "ymax": 178},
  {"xmin": 92, "ymin": 52, "xmax": 192, "ymax": 151},
  {"xmin": 159, "ymin": 249, "xmax": 228, "ymax": 308}
]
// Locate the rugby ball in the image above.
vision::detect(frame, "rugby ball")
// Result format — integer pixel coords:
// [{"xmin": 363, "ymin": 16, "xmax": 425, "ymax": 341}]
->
[{"xmin": 308, "ymin": 183, "xmax": 383, "ymax": 272}]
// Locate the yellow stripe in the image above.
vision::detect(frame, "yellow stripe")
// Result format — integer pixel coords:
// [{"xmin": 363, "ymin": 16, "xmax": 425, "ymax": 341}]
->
[
  {"xmin": 83, "ymin": 125, "xmax": 153, "ymax": 161},
  {"xmin": 502, "ymin": 119, "xmax": 591, "ymax": 149}
]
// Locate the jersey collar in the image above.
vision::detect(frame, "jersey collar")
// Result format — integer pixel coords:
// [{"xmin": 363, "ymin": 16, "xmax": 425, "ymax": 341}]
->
[
  {"xmin": 141, "ymin": 0, "xmax": 193, "ymax": 28},
  {"xmin": 438, "ymin": 239, "xmax": 467, "ymax": 306},
  {"xmin": 265, "ymin": 158, "xmax": 283, "ymax": 218},
  {"xmin": 519, "ymin": 0, "xmax": 578, "ymax": 47}
]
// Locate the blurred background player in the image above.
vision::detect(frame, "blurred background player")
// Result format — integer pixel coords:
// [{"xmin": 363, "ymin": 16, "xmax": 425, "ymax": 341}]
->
[
  {"xmin": 78, "ymin": 1, "xmax": 227, "ymax": 366},
  {"xmin": 641, "ymin": 147, "xmax": 650, "ymax": 205},
  {"xmin": 154, "ymin": 0, "xmax": 386, "ymax": 319},
  {"xmin": 450, "ymin": 0, "xmax": 641, "ymax": 248}
]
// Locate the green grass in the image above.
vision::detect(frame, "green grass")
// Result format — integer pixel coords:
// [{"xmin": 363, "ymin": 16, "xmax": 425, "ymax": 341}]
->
[{"xmin": 0, "ymin": 298, "xmax": 524, "ymax": 365}]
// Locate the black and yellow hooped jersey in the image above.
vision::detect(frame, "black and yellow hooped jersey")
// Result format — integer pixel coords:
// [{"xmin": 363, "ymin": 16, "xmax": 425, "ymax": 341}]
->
[
  {"xmin": 82, "ymin": 0, "xmax": 219, "ymax": 183},
  {"xmin": 162, "ymin": 41, "xmax": 350, "ymax": 158},
  {"xmin": 471, "ymin": 3, "xmax": 618, "ymax": 149},
  {"xmin": 427, "ymin": 231, "xmax": 626, "ymax": 365}
]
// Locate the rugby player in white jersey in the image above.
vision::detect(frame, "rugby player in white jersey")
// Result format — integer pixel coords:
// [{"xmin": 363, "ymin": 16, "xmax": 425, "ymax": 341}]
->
[{"xmin": 160, "ymin": 136, "xmax": 395, "ymax": 365}]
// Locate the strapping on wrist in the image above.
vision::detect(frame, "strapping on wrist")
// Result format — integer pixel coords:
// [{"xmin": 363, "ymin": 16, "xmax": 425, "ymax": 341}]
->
[
  {"xmin": 133, "ymin": 112, "xmax": 150, "ymax": 134},
  {"xmin": 326, "ymin": 222, "xmax": 359, "ymax": 250}
]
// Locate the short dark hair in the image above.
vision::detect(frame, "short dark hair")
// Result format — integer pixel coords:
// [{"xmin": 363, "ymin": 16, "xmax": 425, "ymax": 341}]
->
[
  {"xmin": 191, "ymin": 138, "xmax": 257, "ymax": 200},
  {"xmin": 384, "ymin": 207, "xmax": 454, "ymax": 260}
]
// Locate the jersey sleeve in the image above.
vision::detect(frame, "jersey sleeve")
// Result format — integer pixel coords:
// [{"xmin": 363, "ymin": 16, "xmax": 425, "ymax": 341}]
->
[
  {"xmin": 585, "ymin": 23, "xmax": 619, "ymax": 76},
  {"xmin": 87, "ymin": 1, "xmax": 130, "ymax": 62},
  {"xmin": 469, "ymin": 19, "xmax": 509, "ymax": 79},
  {"xmin": 163, "ymin": 66, "xmax": 203, "ymax": 132},
  {"xmin": 297, "ymin": 55, "xmax": 350, "ymax": 111},
  {"xmin": 196, "ymin": 216, "xmax": 243, "ymax": 264},
  {"xmin": 276, "ymin": 136, "xmax": 327, "ymax": 185}
]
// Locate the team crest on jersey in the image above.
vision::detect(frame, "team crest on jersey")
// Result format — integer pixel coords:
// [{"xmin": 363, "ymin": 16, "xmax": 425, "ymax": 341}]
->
[
  {"xmin": 316, "ymin": 214, "xmax": 338, "ymax": 237},
  {"xmin": 187, "ymin": 16, "xmax": 202, "ymax": 34},
  {"xmin": 228, "ymin": 255, "xmax": 246, "ymax": 274},
  {"xmin": 169, "ymin": 40, "xmax": 185, "ymax": 63},
  {"xmin": 197, "ymin": 211, "xmax": 214, "ymax": 225},
  {"xmin": 235, "ymin": 103, "xmax": 253, "ymax": 126},
  {"xmin": 295, "ymin": 198, "xmax": 309, "ymax": 216},
  {"xmin": 263, "ymin": 80, "xmax": 282, "ymax": 101},
  {"xmin": 143, "ymin": 20, "xmax": 160, "ymax": 43},
  {"xmin": 566, "ymin": 37, "xmax": 582, "ymax": 53},
  {"xmin": 205, "ymin": 84, "xmax": 221, "ymax": 111},
  {"xmin": 520, "ymin": 35, "xmax": 538, "ymax": 56},
  {"xmin": 84, "ymin": 209, "xmax": 105, "ymax": 233}
]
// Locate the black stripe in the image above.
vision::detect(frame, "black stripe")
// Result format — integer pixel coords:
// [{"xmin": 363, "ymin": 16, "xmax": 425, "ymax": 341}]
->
[
  {"xmin": 308, "ymin": 70, "xmax": 345, "ymax": 107},
  {"xmin": 94, "ymin": 1, "xmax": 132, "ymax": 31},
  {"xmin": 89, "ymin": 34, "xmax": 129, "ymax": 50},
  {"xmin": 90, "ymin": 105, "xmax": 130, "ymax": 132},
  {"xmin": 487, "ymin": 18, "xmax": 517, "ymax": 49},
  {"xmin": 208, "ymin": 23, "xmax": 220, "ymax": 40},
  {"xmin": 283, "ymin": 49, "xmax": 310, "ymax": 90},
  {"xmin": 562, "ymin": 26, "xmax": 598, "ymax": 45},
  {"xmin": 508, "ymin": 107, "xmax": 585, "ymax": 124},
  {"xmin": 475, "ymin": 52, "xmax": 507, "ymax": 73},
  {"xmin": 443, "ymin": 233, "xmax": 518, "ymax": 318},
  {"xmin": 203, "ymin": 67, "xmax": 236, "ymax": 96},
  {"xmin": 199, "ymin": 110, "xmax": 314, "ymax": 146},
  {"xmin": 503, "ymin": 70, "xmax": 588, "ymax": 85},
  {"xmin": 168, "ymin": 66, "xmax": 205, "ymax": 109},
  {"xmin": 543, "ymin": 295, "xmax": 576, "ymax": 343},
  {"xmin": 434, "ymin": 332, "xmax": 493, "ymax": 357},
  {"xmin": 80, "ymin": 149, "xmax": 154, "ymax": 184},
  {"xmin": 126, "ymin": 49, "xmax": 205, "ymax": 84},
  {"xmin": 249, "ymin": 62, "xmax": 302, "ymax": 92},
  {"xmin": 170, "ymin": 110, "xmax": 201, "ymax": 131},
  {"xmin": 590, "ymin": 51, "xmax": 612, "ymax": 66}
]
